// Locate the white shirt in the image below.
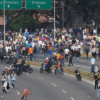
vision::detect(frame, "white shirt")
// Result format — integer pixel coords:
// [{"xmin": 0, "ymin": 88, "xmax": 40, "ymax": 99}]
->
[
  {"xmin": 42, "ymin": 43, "xmax": 45, "ymax": 48},
  {"xmin": 64, "ymin": 49, "xmax": 69, "ymax": 54},
  {"xmin": 38, "ymin": 40, "xmax": 42, "ymax": 47},
  {"xmin": 5, "ymin": 47, "xmax": 10, "ymax": 52},
  {"xmin": 32, "ymin": 42, "xmax": 35, "ymax": 48}
]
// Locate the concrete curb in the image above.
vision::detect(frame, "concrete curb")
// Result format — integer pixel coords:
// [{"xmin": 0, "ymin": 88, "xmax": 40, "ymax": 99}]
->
[{"xmin": 31, "ymin": 65, "xmax": 94, "ymax": 85}]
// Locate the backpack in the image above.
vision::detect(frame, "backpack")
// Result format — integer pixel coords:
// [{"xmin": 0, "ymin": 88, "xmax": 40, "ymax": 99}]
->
[
  {"xmin": 85, "ymin": 45, "xmax": 90, "ymax": 51},
  {"xmin": 7, "ymin": 83, "xmax": 10, "ymax": 89},
  {"xmin": 94, "ymin": 74, "xmax": 100, "ymax": 80},
  {"xmin": 48, "ymin": 60, "xmax": 53, "ymax": 67}
]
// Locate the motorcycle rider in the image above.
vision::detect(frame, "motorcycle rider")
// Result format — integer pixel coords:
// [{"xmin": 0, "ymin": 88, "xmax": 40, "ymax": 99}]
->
[
  {"xmin": 21, "ymin": 58, "xmax": 27, "ymax": 73},
  {"xmin": 44, "ymin": 58, "xmax": 49, "ymax": 70}
]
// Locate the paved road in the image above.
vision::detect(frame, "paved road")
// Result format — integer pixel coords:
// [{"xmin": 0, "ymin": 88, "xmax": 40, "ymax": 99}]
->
[
  {"xmin": 0, "ymin": 62, "xmax": 98, "ymax": 100},
  {"xmin": 26, "ymin": 54, "xmax": 100, "ymax": 72}
]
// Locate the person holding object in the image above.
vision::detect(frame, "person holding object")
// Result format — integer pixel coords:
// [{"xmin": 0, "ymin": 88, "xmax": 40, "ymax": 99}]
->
[{"xmin": 20, "ymin": 89, "xmax": 32, "ymax": 100}]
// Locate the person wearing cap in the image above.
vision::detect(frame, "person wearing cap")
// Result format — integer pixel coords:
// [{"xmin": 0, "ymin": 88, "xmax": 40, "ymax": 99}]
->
[{"xmin": 20, "ymin": 89, "xmax": 32, "ymax": 100}]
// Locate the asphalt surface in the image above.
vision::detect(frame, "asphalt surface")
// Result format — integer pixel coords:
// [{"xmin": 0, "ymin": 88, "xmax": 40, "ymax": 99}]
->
[
  {"xmin": 0, "ymin": 62, "xmax": 98, "ymax": 100},
  {"xmin": 26, "ymin": 54, "xmax": 100, "ymax": 72}
]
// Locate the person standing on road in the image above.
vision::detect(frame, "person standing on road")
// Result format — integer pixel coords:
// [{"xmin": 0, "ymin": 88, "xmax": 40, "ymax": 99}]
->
[
  {"xmin": 94, "ymin": 73, "xmax": 99, "ymax": 90},
  {"xmin": 5, "ymin": 67, "xmax": 10, "ymax": 83},
  {"xmin": 95, "ymin": 65, "xmax": 98, "ymax": 73},
  {"xmin": 76, "ymin": 49, "xmax": 80, "ymax": 66},
  {"xmin": 68, "ymin": 52, "xmax": 73, "ymax": 66},
  {"xmin": 20, "ymin": 89, "xmax": 32, "ymax": 100},
  {"xmin": 28, "ymin": 46, "xmax": 33, "ymax": 61},
  {"xmin": 56, "ymin": 60, "xmax": 63, "ymax": 75},
  {"xmin": 89, "ymin": 56, "xmax": 95, "ymax": 73},
  {"xmin": 0, "ymin": 71, "xmax": 6, "ymax": 85},
  {"xmin": 33, "ymin": 46, "xmax": 36, "ymax": 60},
  {"xmin": 11, "ymin": 71, "xmax": 18, "ymax": 89},
  {"xmin": 64, "ymin": 47, "xmax": 69, "ymax": 60},
  {"xmin": 42, "ymin": 45, "xmax": 47, "ymax": 59},
  {"xmin": 97, "ymin": 84, "xmax": 100, "ymax": 98},
  {"xmin": 85, "ymin": 44, "xmax": 90, "ymax": 58}
]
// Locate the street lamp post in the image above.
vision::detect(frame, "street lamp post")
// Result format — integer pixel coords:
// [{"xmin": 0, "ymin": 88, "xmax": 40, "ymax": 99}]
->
[
  {"xmin": 61, "ymin": 1, "xmax": 65, "ymax": 30},
  {"xmin": 54, "ymin": 0, "xmax": 55, "ymax": 40},
  {"xmin": 4, "ymin": 0, "xmax": 5, "ymax": 43}
]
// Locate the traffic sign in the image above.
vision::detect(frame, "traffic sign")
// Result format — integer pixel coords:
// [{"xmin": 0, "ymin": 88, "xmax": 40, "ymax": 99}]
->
[
  {"xmin": 0, "ymin": 0, "xmax": 22, "ymax": 9},
  {"xmin": 26, "ymin": 0, "xmax": 52, "ymax": 9}
]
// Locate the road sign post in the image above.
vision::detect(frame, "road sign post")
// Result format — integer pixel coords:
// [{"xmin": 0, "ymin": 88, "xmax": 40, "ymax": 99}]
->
[
  {"xmin": 25, "ymin": 0, "xmax": 52, "ymax": 9},
  {"xmin": 0, "ymin": 0, "xmax": 22, "ymax": 9}
]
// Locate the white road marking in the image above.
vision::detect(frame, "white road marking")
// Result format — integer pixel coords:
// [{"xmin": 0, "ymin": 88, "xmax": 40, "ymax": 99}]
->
[
  {"xmin": 17, "ymin": 91, "xmax": 20, "ymax": 95},
  {"xmin": 62, "ymin": 90, "xmax": 66, "ymax": 93},
  {"xmin": 32, "ymin": 65, "xmax": 94, "ymax": 85},
  {"xmin": 1, "ymin": 96, "xmax": 3, "ymax": 97},
  {"xmin": 88, "ymin": 96, "xmax": 91, "ymax": 97},
  {"xmin": 38, "ymin": 77, "xmax": 44, "ymax": 80},
  {"xmin": 51, "ymin": 83, "xmax": 57, "ymax": 86},
  {"xmin": 80, "ymin": 60, "xmax": 85, "ymax": 61},
  {"xmin": 71, "ymin": 97, "xmax": 74, "ymax": 100}
]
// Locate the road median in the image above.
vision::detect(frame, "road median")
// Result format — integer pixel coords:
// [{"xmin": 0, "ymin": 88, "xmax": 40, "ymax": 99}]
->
[{"xmin": 18, "ymin": 60, "xmax": 94, "ymax": 82}]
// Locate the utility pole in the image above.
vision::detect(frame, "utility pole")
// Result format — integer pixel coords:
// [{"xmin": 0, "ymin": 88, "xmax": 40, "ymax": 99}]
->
[
  {"xmin": 4, "ymin": 0, "xmax": 5, "ymax": 43},
  {"xmin": 54, "ymin": 0, "xmax": 55, "ymax": 40}
]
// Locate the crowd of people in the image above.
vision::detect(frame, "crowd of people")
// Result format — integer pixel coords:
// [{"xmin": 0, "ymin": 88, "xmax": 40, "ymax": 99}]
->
[{"xmin": 0, "ymin": 26, "xmax": 100, "ymax": 98}]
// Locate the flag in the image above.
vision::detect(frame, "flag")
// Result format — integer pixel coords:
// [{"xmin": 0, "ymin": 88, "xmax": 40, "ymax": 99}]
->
[{"xmin": 42, "ymin": 34, "xmax": 50, "ymax": 41}]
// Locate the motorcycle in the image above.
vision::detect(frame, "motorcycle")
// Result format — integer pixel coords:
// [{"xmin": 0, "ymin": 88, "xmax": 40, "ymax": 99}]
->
[
  {"xmin": 40, "ymin": 63, "xmax": 52, "ymax": 73},
  {"xmin": 75, "ymin": 68, "xmax": 82, "ymax": 81},
  {"xmin": 17, "ymin": 63, "xmax": 33, "ymax": 74},
  {"xmin": 9, "ymin": 65, "xmax": 22, "ymax": 75},
  {"xmin": 6, "ymin": 55, "xmax": 14, "ymax": 64}
]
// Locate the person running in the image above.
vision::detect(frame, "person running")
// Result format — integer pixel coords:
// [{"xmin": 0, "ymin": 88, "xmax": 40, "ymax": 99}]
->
[
  {"xmin": 0, "ymin": 71, "xmax": 6, "ymax": 85},
  {"xmin": 20, "ymin": 89, "xmax": 32, "ymax": 100},
  {"xmin": 11, "ymin": 71, "xmax": 18, "ymax": 89}
]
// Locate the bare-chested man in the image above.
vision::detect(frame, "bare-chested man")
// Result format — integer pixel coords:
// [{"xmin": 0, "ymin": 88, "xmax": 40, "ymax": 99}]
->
[{"xmin": 20, "ymin": 89, "xmax": 32, "ymax": 100}]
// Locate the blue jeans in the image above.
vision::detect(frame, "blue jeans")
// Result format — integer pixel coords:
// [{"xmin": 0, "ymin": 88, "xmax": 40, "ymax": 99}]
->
[
  {"xmin": 12, "ymin": 80, "xmax": 16, "ymax": 87},
  {"xmin": 43, "ymin": 53, "xmax": 46, "ymax": 59},
  {"xmin": 14, "ymin": 67, "xmax": 17, "ymax": 72},
  {"xmin": 49, "ymin": 55, "xmax": 52, "ymax": 58},
  {"xmin": 76, "ymin": 57, "xmax": 80, "ymax": 65},
  {"xmin": 22, "ymin": 65, "xmax": 27, "ymax": 72},
  {"xmin": 60, "ymin": 59, "xmax": 65, "ymax": 67},
  {"xmin": 33, "ymin": 53, "xmax": 36, "ymax": 60},
  {"xmin": 16, "ymin": 51, "xmax": 18, "ymax": 59},
  {"xmin": 45, "ymin": 64, "xmax": 49, "ymax": 69},
  {"xmin": 56, "ymin": 68, "xmax": 63, "ymax": 75},
  {"xmin": 53, "ymin": 60, "xmax": 56, "ymax": 65},
  {"xmin": 36, "ymin": 47, "xmax": 39, "ymax": 54},
  {"xmin": 98, "ymin": 42, "xmax": 100, "ymax": 47},
  {"xmin": 91, "ymin": 64, "xmax": 95, "ymax": 72},
  {"xmin": 30, "ymin": 54, "xmax": 33, "ymax": 61},
  {"xmin": 18, "ymin": 52, "xmax": 21, "ymax": 59},
  {"xmin": 97, "ymin": 89, "xmax": 100, "ymax": 98}
]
